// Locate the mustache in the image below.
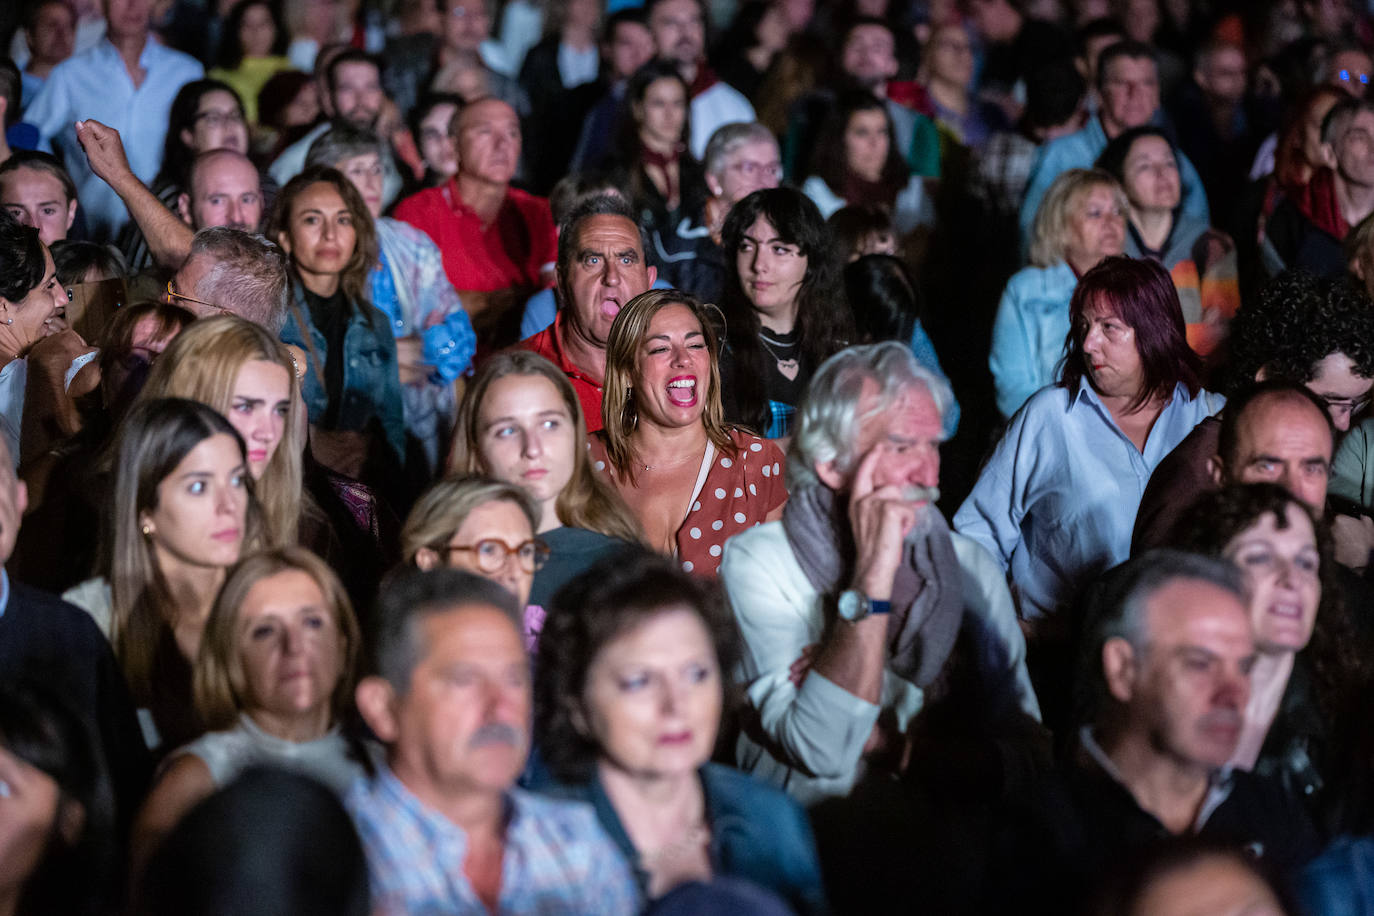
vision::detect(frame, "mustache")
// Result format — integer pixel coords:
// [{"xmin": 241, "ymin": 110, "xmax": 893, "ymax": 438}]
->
[
  {"xmin": 900, "ymin": 485, "xmax": 940, "ymax": 503},
  {"xmin": 468, "ymin": 722, "xmax": 524, "ymax": 749}
]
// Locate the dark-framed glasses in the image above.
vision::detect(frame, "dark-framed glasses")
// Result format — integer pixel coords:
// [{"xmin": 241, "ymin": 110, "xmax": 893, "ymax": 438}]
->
[{"xmin": 438, "ymin": 538, "xmax": 550, "ymax": 574}]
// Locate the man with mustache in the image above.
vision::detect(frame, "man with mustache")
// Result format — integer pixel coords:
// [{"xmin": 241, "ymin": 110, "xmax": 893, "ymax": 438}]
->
[
  {"xmin": 517, "ymin": 193, "xmax": 655, "ymax": 432},
  {"xmin": 720, "ymin": 342, "xmax": 1039, "ymax": 807},
  {"xmin": 395, "ymin": 98, "xmax": 556, "ymax": 349},
  {"xmin": 991, "ymin": 550, "xmax": 1319, "ymax": 914},
  {"xmin": 348, "ymin": 568, "xmax": 638, "ymax": 914}
]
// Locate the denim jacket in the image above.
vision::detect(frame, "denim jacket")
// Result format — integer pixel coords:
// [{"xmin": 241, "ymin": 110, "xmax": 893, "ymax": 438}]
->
[
  {"xmin": 280, "ymin": 279, "xmax": 407, "ymax": 462},
  {"xmin": 538, "ymin": 763, "xmax": 828, "ymax": 915},
  {"xmin": 989, "ymin": 260, "xmax": 1079, "ymax": 418}
]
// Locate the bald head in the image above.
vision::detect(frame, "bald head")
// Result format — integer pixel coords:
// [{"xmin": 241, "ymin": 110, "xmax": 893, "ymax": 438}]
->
[
  {"xmin": 454, "ymin": 99, "xmax": 521, "ymax": 187},
  {"xmin": 178, "ymin": 149, "xmax": 263, "ymax": 233},
  {"xmin": 1213, "ymin": 387, "xmax": 1334, "ymax": 513}
]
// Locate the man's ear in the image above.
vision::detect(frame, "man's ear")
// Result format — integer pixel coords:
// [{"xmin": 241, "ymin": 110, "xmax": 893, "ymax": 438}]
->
[
  {"xmin": 1319, "ymin": 140, "xmax": 1337, "ymax": 170},
  {"xmin": 55, "ymin": 797, "xmax": 86, "ymax": 846},
  {"xmin": 645, "ymin": 264, "xmax": 657, "ymax": 288},
  {"xmin": 1102, "ymin": 637, "xmax": 1138, "ymax": 704},
  {"xmin": 814, "ymin": 458, "xmax": 846, "ymax": 491},
  {"xmin": 176, "ymin": 193, "xmax": 193, "ymax": 226},
  {"xmin": 414, "ymin": 547, "xmax": 440, "ymax": 571},
  {"xmin": 356, "ymin": 676, "xmax": 400, "ymax": 743},
  {"xmin": 1207, "ymin": 453, "xmax": 1226, "ymax": 487}
]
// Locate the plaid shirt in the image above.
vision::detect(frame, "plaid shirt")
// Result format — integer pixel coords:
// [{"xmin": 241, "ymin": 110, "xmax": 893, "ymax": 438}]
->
[{"xmin": 346, "ymin": 767, "xmax": 641, "ymax": 915}]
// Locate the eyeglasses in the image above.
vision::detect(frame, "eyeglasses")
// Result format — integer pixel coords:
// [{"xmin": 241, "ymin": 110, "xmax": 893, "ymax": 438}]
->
[
  {"xmin": 1320, "ymin": 393, "xmax": 1371, "ymax": 416},
  {"xmin": 194, "ymin": 109, "xmax": 246, "ymax": 129},
  {"xmin": 344, "ymin": 161, "xmax": 384, "ymax": 181},
  {"xmin": 437, "ymin": 538, "xmax": 550, "ymax": 574},
  {"xmin": 726, "ymin": 160, "xmax": 783, "ymax": 181},
  {"xmin": 166, "ymin": 279, "xmax": 227, "ymax": 314}
]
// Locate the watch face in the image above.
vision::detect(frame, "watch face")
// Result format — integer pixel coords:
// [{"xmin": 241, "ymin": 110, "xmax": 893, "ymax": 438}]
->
[{"xmin": 837, "ymin": 589, "xmax": 867, "ymax": 622}]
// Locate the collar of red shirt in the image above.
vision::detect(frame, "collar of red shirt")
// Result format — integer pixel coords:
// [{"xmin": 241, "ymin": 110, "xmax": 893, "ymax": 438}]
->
[{"xmin": 546, "ymin": 312, "xmax": 604, "ymax": 391}]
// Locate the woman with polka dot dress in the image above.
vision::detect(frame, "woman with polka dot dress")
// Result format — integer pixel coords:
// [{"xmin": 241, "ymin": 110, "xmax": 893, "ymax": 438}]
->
[{"xmin": 590, "ymin": 290, "xmax": 788, "ymax": 577}]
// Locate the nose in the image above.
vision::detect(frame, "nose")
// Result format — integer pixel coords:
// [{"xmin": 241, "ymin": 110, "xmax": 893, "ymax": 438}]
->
[
  {"xmin": 320, "ymin": 218, "xmax": 335, "ymax": 240},
  {"xmin": 282, "ymin": 622, "xmax": 306, "ymax": 657},
  {"xmin": 215, "ymin": 483, "xmax": 237, "ymax": 515},
  {"xmin": 1214, "ymin": 665, "xmax": 1249, "ymax": 710},
  {"xmin": 522, "ymin": 427, "xmax": 543, "ymax": 458},
  {"xmin": 602, "ymin": 258, "xmax": 623, "ymax": 287},
  {"xmin": 1083, "ymin": 325, "xmax": 1104, "ymax": 355},
  {"xmin": 226, "ymin": 198, "xmax": 243, "ymax": 226},
  {"xmin": 1329, "ymin": 404, "xmax": 1354, "ymax": 431},
  {"xmin": 658, "ymin": 676, "xmax": 682, "ymax": 715}
]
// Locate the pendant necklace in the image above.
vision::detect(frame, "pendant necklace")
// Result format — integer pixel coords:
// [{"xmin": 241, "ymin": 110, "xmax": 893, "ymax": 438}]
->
[{"xmin": 758, "ymin": 331, "xmax": 800, "ymax": 381}]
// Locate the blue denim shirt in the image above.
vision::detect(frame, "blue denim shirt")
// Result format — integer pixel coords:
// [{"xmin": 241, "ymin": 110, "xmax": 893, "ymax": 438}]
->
[
  {"xmin": 989, "ymin": 260, "xmax": 1079, "ymax": 418},
  {"xmin": 536, "ymin": 763, "xmax": 828, "ymax": 915},
  {"xmin": 280, "ymin": 280, "xmax": 407, "ymax": 463}
]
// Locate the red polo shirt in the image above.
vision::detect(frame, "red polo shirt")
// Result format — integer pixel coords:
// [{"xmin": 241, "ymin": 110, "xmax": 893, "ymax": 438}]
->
[
  {"xmin": 515, "ymin": 312, "xmax": 606, "ymax": 432},
  {"xmin": 393, "ymin": 179, "xmax": 557, "ymax": 293}
]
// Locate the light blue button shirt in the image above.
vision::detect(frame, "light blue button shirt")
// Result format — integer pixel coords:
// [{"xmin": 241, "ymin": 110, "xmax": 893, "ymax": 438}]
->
[{"xmin": 954, "ymin": 380, "xmax": 1225, "ymax": 620}]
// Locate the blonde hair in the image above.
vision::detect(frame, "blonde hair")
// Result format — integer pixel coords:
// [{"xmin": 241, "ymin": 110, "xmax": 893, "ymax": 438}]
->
[
  {"xmin": 195, "ymin": 547, "xmax": 360, "ymax": 731},
  {"xmin": 106, "ymin": 398, "xmax": 264, "ymax": 703},
  {"xmin": 600, "ymin": 289, "xmax": 735, "ymax": 482},
  {"xmin": 451, "ymin": 351, "xmax": 643, "ymax": 544},
  {"xmin": 138, "ymin": 315, "xmax": 303, "ymax": 546},
  {"xmin": 1028, "ymin": 168, "xmax": 1128, "ymax": 269},
  {"xmin": 401, "ymin": 475, "xmax": 540, "ymax": 566}
]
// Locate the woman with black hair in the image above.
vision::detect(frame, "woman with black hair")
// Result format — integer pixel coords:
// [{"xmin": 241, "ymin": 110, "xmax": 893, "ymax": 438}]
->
[
  {"xmin": 0, "ymin": 681, "xmax": 117, "ymax": 916},
  {"xmin": 843, "ymin": 253, "xmax": 959, "ymax": 436},
  {"xmin": 801, "ymin": 89, "xmax": 932, "ymax": 236},
  {"xmin": 209, "ymin": 0, "xmax": 294, "ymax": 126},
  {"xmin": 717, "ymin": 187, "xmax": 852, "ymax": 439}
]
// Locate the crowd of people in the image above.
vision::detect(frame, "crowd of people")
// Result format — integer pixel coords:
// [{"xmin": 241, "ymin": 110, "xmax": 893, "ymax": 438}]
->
[{"xmin": 8, "ymin": 0, "xmax": 1374, "ymax": 913}]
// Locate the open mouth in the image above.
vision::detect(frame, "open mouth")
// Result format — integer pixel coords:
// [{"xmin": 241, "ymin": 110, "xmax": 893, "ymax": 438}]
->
[
  {"xmin": 1268, "ymin": 601, "xmax": 1303, "ymax": 620},
  {"xmin": 666, "ymin": 376, "xmax": 698, "ymax": 407},
  {"xmin": 600, "ymin": 296, "xmax": 620, "ymax": 319}
]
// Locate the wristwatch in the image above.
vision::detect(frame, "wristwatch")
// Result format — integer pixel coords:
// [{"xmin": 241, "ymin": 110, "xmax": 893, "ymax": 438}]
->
[{"xmin": 837, "ymin": 588, "xmax": 892, "ymax": 622}]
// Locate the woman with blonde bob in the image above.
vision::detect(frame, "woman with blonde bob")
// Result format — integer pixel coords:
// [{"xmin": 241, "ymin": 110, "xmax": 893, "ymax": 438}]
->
[
  {"xmin": 402, "ymin": 475, "xmax": 549, "ymax": 647},
  {"xmin": 990, "ymin": 168, "xmax": 1127, "ymax": 418},
  {"xmin": 64, "ymin": 398, "xmax": 264, "ymax": 755},
  {"xmin": 450, "ymin": 350, "xmax": 641, "ymax": 605},
  {"xmin": 589, "ymin": 289, "xmax": 787, "ymax": 578},
  {"xmin": 138, "ymin": 315, "xmax": 303, "ymax": 546},
  {"xmin": 131, "ymin": 546, "xmax": 363, "ymax": 868}
]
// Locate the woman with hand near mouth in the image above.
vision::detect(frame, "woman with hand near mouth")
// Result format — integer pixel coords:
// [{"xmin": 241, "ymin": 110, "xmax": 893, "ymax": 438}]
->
[
  {"xmin": 718, "ymin": 187, "xmax": 851, "ymax": 441},
  {"xmin": 533, "ymin": 549, "xmax": 825, "ymax": 911},
  {"xmin": 63, "ymin": 398, "xmax": 264, "ymax": 757},
  {"xmin": 137, "ymin": 315, "xmax": 303, "ymax": 549},
  {"xmin": 131, "ymin": 547, "xmax": 364, "ymax": 872},
  {"xmin": 590, "ymin": 290, "xmax": 787, "ymax": 578},
  {"xmin": 269, "ymin": 166, "xmax": 407, "ymax": 491},
  {"xmin": 451, "ymin": 351, "xmax": 643, "ymax": 607},
  {"xmin": 1173, "ymin": 483, "xmax": 1367, "ymax": 827}
]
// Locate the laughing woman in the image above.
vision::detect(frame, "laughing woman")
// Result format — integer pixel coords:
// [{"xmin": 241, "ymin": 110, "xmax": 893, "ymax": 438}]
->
[{"xmin": 589, "ymin": 290, "xmax": 787, "ymax": 578}]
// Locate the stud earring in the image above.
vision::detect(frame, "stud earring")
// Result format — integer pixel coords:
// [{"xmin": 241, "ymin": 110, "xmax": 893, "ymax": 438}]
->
[{"xmin": 141, "ymin": 524, "xmax": 151, "ymax": 536}]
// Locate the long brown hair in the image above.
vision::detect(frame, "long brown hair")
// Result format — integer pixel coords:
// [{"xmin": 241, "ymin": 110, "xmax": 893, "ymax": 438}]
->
[
  {"xmin": 451, "ymin": 351, "xmax": 643, "ymax": 543},
  {"xmin": 266, "ymin": 165, "xmax": 378, "ymax": 305},
  {"xmin": 600, "ymin": 289, "xmax": 735, "ymax": 482},
  {"xmin": 105, "ymin": 398, "xmax": 264, "ymax": 702}
]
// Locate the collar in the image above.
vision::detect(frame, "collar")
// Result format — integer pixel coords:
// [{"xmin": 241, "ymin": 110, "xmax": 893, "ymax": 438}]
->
[
  {"xmin": 0, "ymin": 568, "xmax": 9, "ymax": 621},
  {"xmin": 1079, "ymin": 726, "xmax": 1235, "ymax": 831},
  {"xmin": 549, "ymin": 312, "xmax": 605, "ymax": 391},
  {"xmin": 99, "ymin": 34, "xmax": 156, "ymax": 69},
  {"xmin": 1066, "ymin": 377, "xmax": 1182, "ymax": 416},
  {"xmin": 374, "ymin": 764, "xmax": 517, "ymax": 849}
]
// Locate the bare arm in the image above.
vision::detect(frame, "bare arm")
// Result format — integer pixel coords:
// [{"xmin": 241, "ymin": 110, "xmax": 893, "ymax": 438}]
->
[
  {"xmin": 75, "ymin": 120, "xmax": 194, "ymax": 269},
  {"xmin": 130, "ymin": 753, "xmax": 215, "ymax": 878}
]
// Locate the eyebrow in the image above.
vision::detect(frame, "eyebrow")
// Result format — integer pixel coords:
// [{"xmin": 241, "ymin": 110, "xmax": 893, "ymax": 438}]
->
[
  {"xmin": 482, "ymin": 408, "xmax": 567, "ymax": 426},
  {"xmin": 646, "ymin": 330, "xmax": 705, "ymax": 342},
  {"xmin": 742, "ymin": 232, "xmax": 790, "ymax": 246}
]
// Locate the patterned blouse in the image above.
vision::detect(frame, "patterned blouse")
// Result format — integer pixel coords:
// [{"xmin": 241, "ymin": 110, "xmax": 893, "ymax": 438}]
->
[{"xmin": 589, "ymin": 428, "xmax": 788, "ymax": 577}]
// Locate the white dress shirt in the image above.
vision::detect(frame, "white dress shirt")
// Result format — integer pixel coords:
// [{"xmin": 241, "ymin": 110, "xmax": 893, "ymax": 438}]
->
[{"xmin": 24, "ymin": 37, "xmax": 203, "ymax": 242}]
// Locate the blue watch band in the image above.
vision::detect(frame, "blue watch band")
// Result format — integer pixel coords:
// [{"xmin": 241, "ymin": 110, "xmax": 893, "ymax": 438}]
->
[{"xmin": 869, "ymin": 600, "xmax": 892, "ymax": 615}]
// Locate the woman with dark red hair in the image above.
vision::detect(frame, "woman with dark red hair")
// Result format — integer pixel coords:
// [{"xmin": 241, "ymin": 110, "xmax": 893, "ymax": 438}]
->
[{"xmin": 955, "ymin": 257, "xmax": 1225, "ymax": 634}]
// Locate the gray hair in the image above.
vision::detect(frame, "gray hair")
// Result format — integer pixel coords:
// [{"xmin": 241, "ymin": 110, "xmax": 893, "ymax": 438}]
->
[
  {"xmin": 189, "ymin": 228, "xmax": 290, "ymax": 333},
  {"xmin": 1076, "ymin": 549, "xmax": 1246, "ymax": 724},
  {"xmin": 788, "ymin": 341, "xmax": 954, "ymax": 490},
  {"xmin": 305, "ymin": 124, "xmax": 385, "ymax": 170},
  {"xmin": 372, "ymin": 567, "xmax": 524, "ymax": 693},
  {"xmin": 1028, "ymin": 168, "xmax": 1126, "ymax": 269},
  {"xmin": 702, "ymin": 121, "xmax": 777, "ymax": 178}
]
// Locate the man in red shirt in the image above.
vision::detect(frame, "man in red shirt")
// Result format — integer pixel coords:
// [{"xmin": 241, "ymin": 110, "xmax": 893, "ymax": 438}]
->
[
  {"xmin": 394, "ymin": 98, "xmax": 555, "ymax": 347},
  {"xmin": 517, "ymin": 194, "xmax": 656, "ymax": 431}
]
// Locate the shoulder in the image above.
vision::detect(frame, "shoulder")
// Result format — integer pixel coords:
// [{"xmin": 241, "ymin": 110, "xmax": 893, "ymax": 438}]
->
[
  {"xmin": 510, "ymin": 787, "xmax": 609, "ymax": 840},
  {"xmin": 701, "ymin": 762, "xmax": 803, "ymax": 819},
  {"xmin": 949, "ymin": 530, "xmax": 1005, "ymax": 579},
  {"xmin": 1018, "ymin": 384, "xmax": 1075, "ymax": 419},
  {"xmin": 153, "ymin": 43, "xmax": 204, "ymax": 74},
  {"xmin": 721, "ymin": 519, "xmax": 790, "ymax": 569},
  {"xmin": 61, "ymin": 577, "xmax": 113, "ymax": 637},
  {"xmin": 506, "ymin": 187, "xmax": 553, "ymax": 218},
  {"xmin": 394, "ymin": 187, "xmax": 446, "ymax": 219},
  {"xmin": 4, "ymin": 581, "xmax": 110, "ymax": 650}
]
